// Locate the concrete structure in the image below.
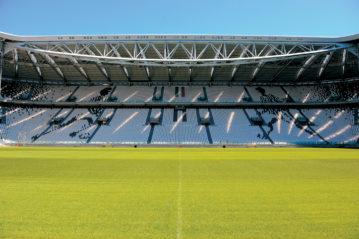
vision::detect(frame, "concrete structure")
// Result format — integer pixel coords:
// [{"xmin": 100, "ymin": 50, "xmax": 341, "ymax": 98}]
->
[{"xmin": 0, "ymin": 32, "xmax": 358, "ymax": 146}]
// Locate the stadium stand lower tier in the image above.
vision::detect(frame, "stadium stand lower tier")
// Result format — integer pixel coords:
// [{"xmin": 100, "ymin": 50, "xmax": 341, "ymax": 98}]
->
[
  {"xmin": 1, "ymin": 81, "xmax": 359, "ymax": 145},
  {"xmin": 1, "ymin": 107, "xmax": 359, "ymax": 145}
]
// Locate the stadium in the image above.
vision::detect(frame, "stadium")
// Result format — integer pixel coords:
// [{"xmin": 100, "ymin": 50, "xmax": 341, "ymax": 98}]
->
[
  {"xmin": 0, "ymin": 32, "xmax": 359, "ymax": 146},
  {"xmin": 0, "ymin": 31, "xmax": 359, "ymax": 238}
]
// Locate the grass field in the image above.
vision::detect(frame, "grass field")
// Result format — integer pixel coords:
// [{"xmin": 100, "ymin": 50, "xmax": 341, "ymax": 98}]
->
[{"xmin": 0, "ymin": 147, "xmax": 358, "ymax": 239}]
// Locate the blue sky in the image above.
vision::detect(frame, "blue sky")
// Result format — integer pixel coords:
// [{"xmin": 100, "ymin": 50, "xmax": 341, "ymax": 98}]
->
[{"xmin": 0, "ymin": 0, "xmax": 358, "ymax": 37}]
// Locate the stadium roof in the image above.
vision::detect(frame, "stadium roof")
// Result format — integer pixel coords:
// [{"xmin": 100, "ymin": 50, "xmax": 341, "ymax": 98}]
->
[{"xmin": 1, "ymin": 32, "xmax": 358, "ymax": 86}]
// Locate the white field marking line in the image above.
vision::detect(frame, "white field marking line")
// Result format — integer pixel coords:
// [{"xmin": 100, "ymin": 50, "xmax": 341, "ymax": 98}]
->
[{"xmin": 177, "ymin": 157, "xmax": 183, "ymax": 239}]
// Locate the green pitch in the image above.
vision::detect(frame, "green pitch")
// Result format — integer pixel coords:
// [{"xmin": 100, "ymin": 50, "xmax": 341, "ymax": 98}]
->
[{"xmin": 0, "ymin": 147, "xmax": 358, "ymax": 239}]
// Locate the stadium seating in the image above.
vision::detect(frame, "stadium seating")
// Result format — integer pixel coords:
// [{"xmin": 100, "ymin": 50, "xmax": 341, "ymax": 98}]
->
[
  {"xmin": 2, "ymin": 83, "xmax": 358, "ymax": 103},
  {"xmin": 1, "ymin": 82, "xmax": 359, "ymax": 145}
]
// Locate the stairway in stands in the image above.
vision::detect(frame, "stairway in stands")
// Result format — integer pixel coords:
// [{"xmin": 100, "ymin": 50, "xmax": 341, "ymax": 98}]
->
[
  {"xmin": 86, "ymin": 86, "xmax": 117, "ymax": 143},
  {"xmin": 147, "ymin": 87, "xmax": 164, "ymax": 144}
]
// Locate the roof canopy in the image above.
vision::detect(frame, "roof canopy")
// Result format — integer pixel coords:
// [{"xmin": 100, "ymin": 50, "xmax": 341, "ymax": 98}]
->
[{"xmin": 1, "ymin": 32, "xmax": 358, "ymax": 85}]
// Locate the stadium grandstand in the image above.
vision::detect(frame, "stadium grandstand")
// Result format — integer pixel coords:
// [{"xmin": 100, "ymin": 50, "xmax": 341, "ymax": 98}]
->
[{"xmin": 0, "ymin": 32, "xmax": 359, "ymax": 146}]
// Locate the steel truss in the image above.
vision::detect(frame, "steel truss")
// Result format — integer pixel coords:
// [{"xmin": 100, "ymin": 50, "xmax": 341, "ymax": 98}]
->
[{"xmin": 5, "ymin": 41, "xmax": 354, "ymax": 68}]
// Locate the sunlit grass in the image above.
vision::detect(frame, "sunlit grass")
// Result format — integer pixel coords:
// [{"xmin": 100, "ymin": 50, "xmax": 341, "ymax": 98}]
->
[{"xmin": 0, "ymin": 147, "xmax": 358, "ymax": 238}]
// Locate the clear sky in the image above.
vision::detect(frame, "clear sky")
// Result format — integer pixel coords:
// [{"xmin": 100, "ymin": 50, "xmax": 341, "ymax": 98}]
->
[{"xmin": 0, "ymin": 0, "xmax": 358, "ymax": 37}]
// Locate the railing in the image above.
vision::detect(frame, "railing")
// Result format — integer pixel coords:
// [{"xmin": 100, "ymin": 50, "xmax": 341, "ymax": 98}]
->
[
  {"xmin": 3, "ymin": 138, "xmax": 357, "ymax": 145},
  {"xmin": 1, "ymin": 97, "xmax": 359, "ymax": 109}
]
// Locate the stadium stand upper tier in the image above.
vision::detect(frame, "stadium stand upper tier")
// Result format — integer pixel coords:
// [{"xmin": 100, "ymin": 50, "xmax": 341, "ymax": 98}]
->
[{"xmin": 0, "ymin": 32, "xmax": 358, "ymax": 146}]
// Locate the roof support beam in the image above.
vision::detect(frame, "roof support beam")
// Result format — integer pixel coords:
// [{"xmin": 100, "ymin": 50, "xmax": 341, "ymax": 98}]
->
[
  {"xmin": 210, "ymin": 67, "xmax": 215, "ymax": 81},
  {"xmin": 136, "ymin": 43, "xmax": 151, "ymax": 82},
  {"xmin": 168, "ymin": 67, "xmax": 173, "ymax": 82},
  {"xmin": 346, "ymin": 45, "xmax": 359, "ymax": 58},
  {"xmin": 231, "ymin": 66, "xmax": 239, "ymax": 82},
  {"xmin": 119, "ymin": 43, "xmax": 133, "ymax": 58},
  {"xmin": 227, "ymin": 43, "xmax": 239, "ymax": 58},
  {"xmin": 5, "ymin": 41, "xmax": 354, "ymax": 85},
  {"xmin": 81, "ymin": 44, "xmax": 112, "ymax": 84},
  {"xmin": 196, "ymin": 44, "xmax": 209, "ymax": 59},
  {"xmin": 192, "ymin": 43, "xmax": 197, "ymax": 59},
  {"xmin": 318, "ymin": 52, "xmax": 333, "ymax": 79},
  {"xmin": 189, "ymin": 67, "xmax": 193, "ymax": 82},
  {"xmin": 230, "ymin": 45, "xmax": 252, "ymax": 82},
  {"xmin": 271, "ymin": 59, "xmax": 294, "ymax": 82},
  {"xmin": 109, "ymin": 43, "xmax": 131, "ymax": 82},
  {"xmin": 210, "ymin": 44, "xmax": 222, "ymax": 81},
  {"xmin": 342, "ymin": 49, "xmax": 347, "ymax": 76},
  {"xmin": 251, "ymin": 46, "xmax": 276, "ymax": 81},
  {"xmin": 12, "ymin": 42, "xmax": 350, "ymax": 67},
  {"xmin": 295, "ymin": 54, "xmax": 320, "ymax": 81},
  {"xmin": 144, "ymin": 66, "xmax": 151, "ymax": 82},
  {"xmin": 0, "ymin": 42, "xmax": 4, "ymax": 96},
  {"xmin": 295, "ymin": 44, "xmax": 340, "ymax": 81},
  {"xmin": 150, "ymin": 43, "xmax": 164, "ymax": 59},
  {"xmin": 40, "ymin": 53, "xmax": 67, "ymax": 84},
  {"xmin": 165, "ymin": 43, "xmax": 180, "ymax": 59},
  {"xmin": 239, "ymin": 44, "xmax": 254, "ymax": 57},
  {"xmin": 72, "ymin": 59, "xmax": 91, "ymax": 84},
  {"xmin": 180, "ymin": 43, "xmax": 194, "ymax": 59},
  {"xmin": 26, "ymin": 51, "xmax": 43, "ymax": 82},
  {"xmin": 13, "ymin": 48, "xmax": 19, "ymax": 78},
  {"xmin": 57, "ymin": 46, "xmax": 91, "ymax": 84},
  {"xmin": 28, "ymin": 44, "xmax": 66, "ymax": 84},
  {"xmin": 112, "ymin": 67, "xmax": 130, "ymax": 84},
  {"xmin": 121, "ymin": 65, "xmax": 131, "ymax": 82},
  {"xmin": 271, "ymin": 47, "xmax": 300, "ymax": 82}
]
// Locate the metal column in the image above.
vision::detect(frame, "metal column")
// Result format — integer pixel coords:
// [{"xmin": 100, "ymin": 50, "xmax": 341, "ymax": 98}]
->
[{"xmin": 0, "ymin": 42, "xmax": 4, "ymax": 97}]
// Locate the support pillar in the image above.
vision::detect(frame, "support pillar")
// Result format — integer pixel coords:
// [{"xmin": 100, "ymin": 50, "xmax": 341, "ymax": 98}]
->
[{"xmin": 0, "ymin": 42, "xmax": 4, "ymax": 97}]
